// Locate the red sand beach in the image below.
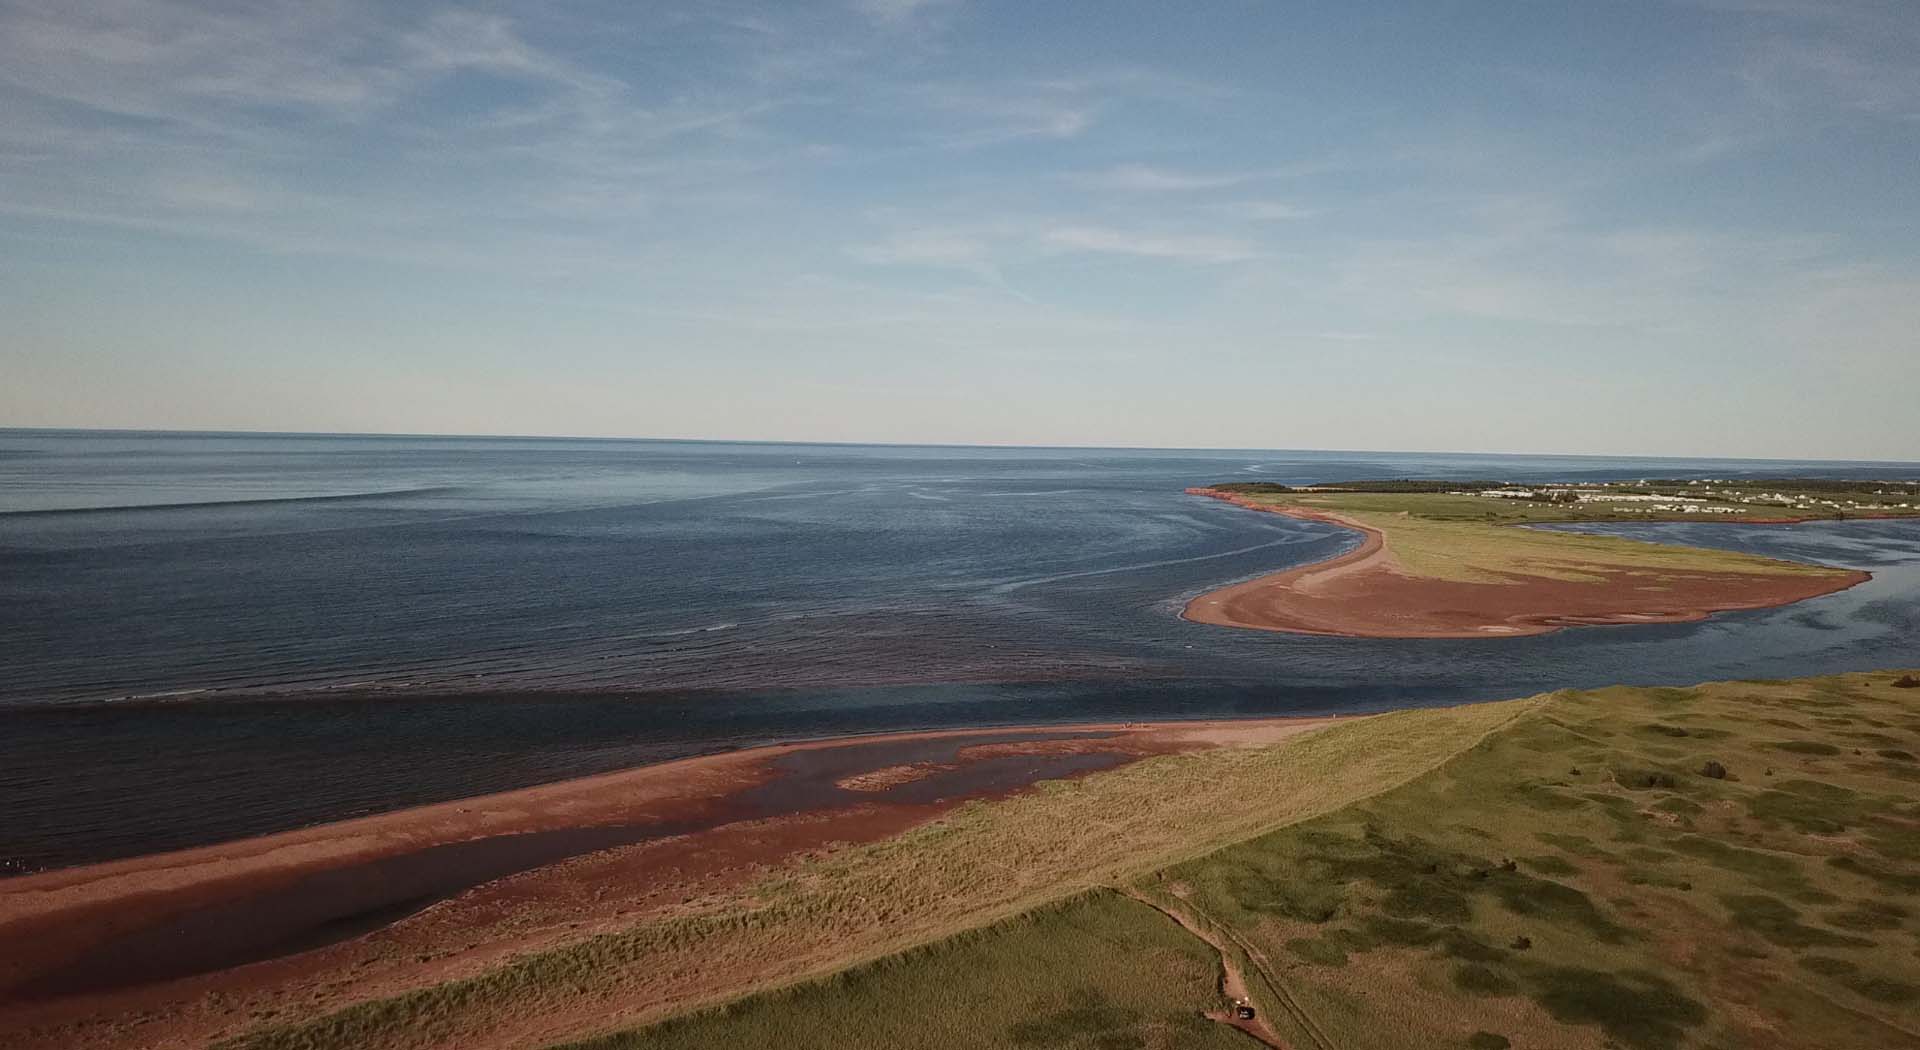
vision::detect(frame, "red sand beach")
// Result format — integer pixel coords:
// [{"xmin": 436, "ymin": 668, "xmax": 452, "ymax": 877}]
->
[
  {"xmin": 0, "ymin": 715, "xmax": 1333, "ymax": 1050},
  {"xmin": 1181, "ymin": 488, "xmax": 1871, "ymax": 639}
]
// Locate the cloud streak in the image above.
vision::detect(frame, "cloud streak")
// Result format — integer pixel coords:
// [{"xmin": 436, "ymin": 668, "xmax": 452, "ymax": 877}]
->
[
  {"xmin": 3, "ymin": 1, "xmax": 1917, "ymax": 457},
  {"xmin": 1044, "ymin": 226, "xmax": 1258, "ymax": 263}
]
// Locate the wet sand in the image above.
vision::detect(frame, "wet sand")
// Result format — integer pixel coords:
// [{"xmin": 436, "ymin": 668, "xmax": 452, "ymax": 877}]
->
[
  {"xmin": 1183, "ymin": 489, "xmax": 1872, "ymax": 638},
  {"xmin": 0, "ymin": 715, "xmax": 1332, "ymax": 1050}
]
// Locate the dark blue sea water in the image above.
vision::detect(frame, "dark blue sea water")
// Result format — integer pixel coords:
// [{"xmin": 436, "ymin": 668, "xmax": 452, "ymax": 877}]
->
[{"xmin": 4, "ymin": 429, "xmax": 1919, "ymax": 869}]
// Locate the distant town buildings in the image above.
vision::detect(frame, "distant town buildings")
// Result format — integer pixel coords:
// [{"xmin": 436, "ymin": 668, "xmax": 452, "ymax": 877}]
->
[{"xmin": 1456, "ymin": 482, "xmax": 1915, "ymax": 516}]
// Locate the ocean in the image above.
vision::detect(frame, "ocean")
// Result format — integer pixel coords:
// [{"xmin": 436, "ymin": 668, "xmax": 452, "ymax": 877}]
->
[{"xmin": 4, "ymin": 429, "xmax": 1919, "ymax": 870}]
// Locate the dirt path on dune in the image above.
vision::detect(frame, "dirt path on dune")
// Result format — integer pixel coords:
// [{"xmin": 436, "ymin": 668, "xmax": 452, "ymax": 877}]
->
[
  {"xmin": 1181, "ymin": 489, "xmax": 1870, "ymax": 639},
  {"xmin": 0, "ymin": 716, "xmax": 1328, "ymax": 1050},
  {"xmin": 1118, "ymin": 886, "xmax": 1299, "ymax": 1049}
]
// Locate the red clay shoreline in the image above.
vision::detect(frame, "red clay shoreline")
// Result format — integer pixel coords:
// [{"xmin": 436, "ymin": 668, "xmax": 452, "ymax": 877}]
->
[
  {"xmin": 0, "ymin": 713, "xmax": 1336, "ymax": 1050},
  {"xmin": 1181, "ymin": 487, "xmax": 1875, "ymax": 639}
]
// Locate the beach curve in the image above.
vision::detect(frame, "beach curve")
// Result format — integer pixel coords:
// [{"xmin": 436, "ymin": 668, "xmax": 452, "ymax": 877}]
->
[{"xmin": 1180, "ymin": 487, "xmax": 1873, "ymax": 639}]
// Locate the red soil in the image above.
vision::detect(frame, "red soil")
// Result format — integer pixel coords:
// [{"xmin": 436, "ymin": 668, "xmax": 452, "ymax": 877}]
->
[
  {"xmin": 1182, "ymin": 488, "xmax": 1871, "ymax": 639},
  {"xmin": 0, "ymin": 716, "xmax": 1332, "ymax": 1050}
]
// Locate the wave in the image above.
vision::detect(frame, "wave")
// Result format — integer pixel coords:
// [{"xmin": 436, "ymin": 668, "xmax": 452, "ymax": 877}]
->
[
  {"xmin": 0, "ymin": 486, "xmax": 468, "ymax": 517},
  {"xmin": 987, "ymin": 532, "xmax": 1326, "ymax": 595},
  {"xmin": 628, "ymin": 622, "xmax": 739, "ymax": 641}
]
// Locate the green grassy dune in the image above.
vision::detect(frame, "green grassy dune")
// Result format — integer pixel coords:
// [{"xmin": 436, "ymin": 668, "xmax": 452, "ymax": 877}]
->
[
  {"xmin": 570, "ymin": 892, "xmax": 1248, "ymax": 1050},
  {"xmin": 228, "ymin": 672, "xmax": 1920, "ymax": 1050},
  {"xmin": 578, "ymin": 672, "xmax": 1920, "ymax": 1050},
  {"xmin": 1153, "ymin": 672, "xmax": 1920, "ymax": 1050},
  {"xmin": 226, "ymin": 702, "xmax": 1524, "ymax": 1050}
]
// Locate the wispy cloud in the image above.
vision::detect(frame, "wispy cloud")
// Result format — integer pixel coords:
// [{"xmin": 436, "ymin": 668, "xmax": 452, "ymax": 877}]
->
[
  {"xmin": 3, "ymin": 1, "xmax": 1917, "ymax": 456},
  {"xmin": 1238, "ymin": 201, "xmax": 1316, "ymax": 221},
  {"xmin": 0, "ymin": 1, "xmax": 834, "ymax": 267},
  {"xmin": 1270, "ymin": 330, "xmax": 1380, "ymax": 342},
  {"xmin": 847, "ymin": 226, "xmax": 1038, "ymax": 301},
  {"xmin": 1073, "ymin": 165, "xmax": 1256, "ymax": 192},
  {"xmin": 403, "ymin": 11, "xmax": 615, "ymax": 96},
  {"xmin": 1044, "ymin": 226, "xmax": 1257, "ymax": 263},
  {"xmin": 915, "ymin": 83, "xmax": 1098, "ymax": 148},
  {"xmin": 1669, "ymin": 0, "xmax": 1920, "ymax": 118},
  {"xmin": 850, "ymin": 229, "xmax": 994, "ymax": 268},
  {"xmin": 1071, "ymin": 161, "xmax": 1335, "ymax": 192},
  {"xmin": 850, "ymin": 0, "xmax": 956, "ymax": 26},
  {"xmin": 0, "ymin": 0, "xmax": 410, "ymax": 124},
  {"xmin": 1740, "ymin": 34, "xmax": 1920, "ymax": 116}
]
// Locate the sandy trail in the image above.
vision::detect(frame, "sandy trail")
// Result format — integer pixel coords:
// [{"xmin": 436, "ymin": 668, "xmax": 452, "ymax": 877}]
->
[
  {"xmin": 0, "ymin": 714, "xmax": 1333, "ymax": 1050},
  {"xmin": 1119, "ymin": 886, "xmax": 1293, "ymax": 1049},
  {"xmin": 1181, "ymin": 488, "xmax": 1870, "ymax": 639}
]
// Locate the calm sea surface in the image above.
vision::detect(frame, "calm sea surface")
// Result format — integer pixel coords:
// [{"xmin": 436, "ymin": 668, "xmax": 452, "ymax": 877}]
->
[{"xmin": 4, "ymin": 429, "xmax": 1919, "ymax": 869}]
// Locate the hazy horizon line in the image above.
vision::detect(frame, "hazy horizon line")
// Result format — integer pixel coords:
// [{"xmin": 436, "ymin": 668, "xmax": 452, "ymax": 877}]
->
[{"xmin": 6, "ymin": 424, "xmax": 1918, "ymax": 467}]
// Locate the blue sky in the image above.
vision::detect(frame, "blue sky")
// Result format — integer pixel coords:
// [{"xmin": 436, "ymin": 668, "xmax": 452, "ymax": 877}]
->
[{"xmin": 2, "ymin": 1, "xmax": 1917, "ymax": 458}]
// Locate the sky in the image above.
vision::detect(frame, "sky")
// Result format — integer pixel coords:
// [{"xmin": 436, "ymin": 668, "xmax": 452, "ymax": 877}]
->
[{"xmin": 2, "ymin": 1, "xmax": 1917, "ymax": 460}]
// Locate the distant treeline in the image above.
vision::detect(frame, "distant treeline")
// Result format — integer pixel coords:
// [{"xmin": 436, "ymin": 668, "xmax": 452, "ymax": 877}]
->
[
  {"xmin": 1319, "ymin": 479, "xmax": 1504, "ymax": 493},
  {"xmin": 1212, "ymin": 479, "xmax": 1504, "ymax": 494},
  {"xmin": 1209, "ymin": 482, "xmax": 1297, "ymax": 493}
]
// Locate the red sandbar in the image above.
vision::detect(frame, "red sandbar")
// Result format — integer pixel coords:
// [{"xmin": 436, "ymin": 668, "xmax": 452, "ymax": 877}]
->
[
  {"xmin": 0, "ymin": 715, "xmax": 1333, "ymax": 1050},
  {"xmin": 1182, "ymin": 488, "xmax": 1871, "ymax": 639}
]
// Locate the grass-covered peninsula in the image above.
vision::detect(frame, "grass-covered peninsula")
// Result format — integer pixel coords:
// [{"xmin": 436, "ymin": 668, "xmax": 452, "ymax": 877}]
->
[{"xmin": 1184, "ymin": 480, "xmax": 1886, "ymax": 638}]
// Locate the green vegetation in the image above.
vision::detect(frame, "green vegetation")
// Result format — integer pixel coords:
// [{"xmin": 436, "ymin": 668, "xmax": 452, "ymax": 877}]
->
[
  {"xmin": 1147, "ymin": 671, "xmax": 1920, "ymax": 1049},
  {"xmin": 566, "ymin": 671, "xmax": 1920, "ymax": 1050},
  {"xmin": 226, "ymin": 671, "xmax": 1920, "ymax": 1050},
  {"xmin": 1209, "ymin": 485, "xmax": 1866, "ymax": 585},
  {"xmin": 564, "ymin": 892, "xmax": 1248, "ymax": 1050},
  {"xmin": 225, "ymin": 701, "xmax": 1526, "ymax": 1050}
]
